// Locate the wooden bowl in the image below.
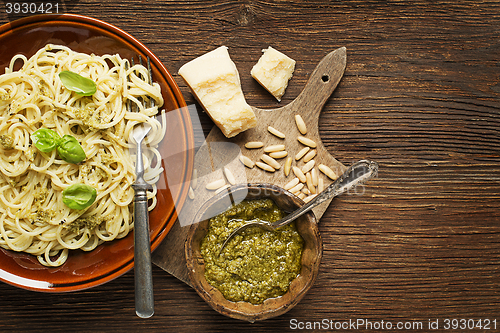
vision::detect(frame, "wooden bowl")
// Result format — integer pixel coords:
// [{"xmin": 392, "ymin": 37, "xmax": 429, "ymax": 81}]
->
[{"xmin": 185, "ymin": 183, "xmax": 323, "ymax": 322}]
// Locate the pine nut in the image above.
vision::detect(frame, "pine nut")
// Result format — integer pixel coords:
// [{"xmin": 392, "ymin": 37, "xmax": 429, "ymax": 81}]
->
[
  {"xmin": 303, "ymin": 149, "xmax": 316, "ymax": 163},
  {"xmin": 188, "ymin": 186, "xmax": 195, "ymax": 200},
  {"xmin": 215, "ymin": 184, "xmax": 230, "ymax": 194},
  {"xmin": 224, "ymin": 167, "xmax": 236, "ymax": 185},
  {"xmin": 302, "ymin": 187, "xmax": 310, "ymax": 195},
  {"xmin": 239, "ymin": 155, "xmax": 254, "ymax": 168},
  {"xmin": 267, "ymin": 126, "xmax": 285, "ymax": 139},
  {"xmin": 256, "ymin": 161, "xmax": 275, "ymax": 172},
  {"xmin": 297, "ymin": 136, "xmax": 316, "ymax": 148},
  {"xmin": 295, "ymin": 147, "xmax": 310, "ymax": 160},
  {"xmin": 306, "ymin": 172, "xmax": 316, "ymax": 194},
  {"xmin": 304, "ymin": 194, "xmax": 317, "ymax": 203},
  {"xmin": 298, "ymin": 192, "xmax": 306, "ymax": 200},
  {"xmin": 269, "ymin": 151, "xmax": 288, "ymax": 159},
  {"xmin": 289, "ymin": 182, "xmax": 304, "ymax": 193},
  {"xmin": 295, "ymin": 114, "xmax": 307, "ymax": 135},
  {"xmin": 284, "ymin": 177, "xmax": 300, "ymax": 190},
  {"xmin": 261, "ymin": 154, "xmax": 281, "ymax": 169},
  {"xmin": 318, "ymin": 177, "xmax": 324, "ymax": 192},
  {"xmin": 318, "ymin": 164, "xmax": 338, "ymax": 180},
  {"xmin": 206, "ymin": 179, "xmax": 226, "ymax": 190},
  {"xmin": 245, "ymin": 141, "xmax": 264, "ymax": 149},
  {"xmin": 311, "ymin": 167, "xmax": 318, "ymax": 186},
  {"xmin": 302, "ymin": 159, "xmax": 315, "ymax": 174},
  {"xmin": 284, "ymin": 157, "xmax": 292, "ymax": 177},
  {"xmin": 264, "ymin": 144, "xmax": 285, "ymax": 153},
  {"xmin": 292, "ymin": 166, "xmax": 307, "ymax": 183},
  {"xmin": 192, "ymin": 169, "xmax": 198, "ymax": 189}
]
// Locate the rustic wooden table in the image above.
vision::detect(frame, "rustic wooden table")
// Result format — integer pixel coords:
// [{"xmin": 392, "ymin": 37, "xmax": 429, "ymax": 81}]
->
[{"xmin": 0, "ymin": 1, "xmax": 499, "ymax": 332}]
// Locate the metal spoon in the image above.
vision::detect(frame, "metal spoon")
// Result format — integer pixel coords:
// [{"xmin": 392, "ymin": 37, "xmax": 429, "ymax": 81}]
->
[
  {"xmin": 131, "ymin": 123, "xmax": 154, "ymax": 318},
  {"xmin": 221, "ymin": 160, "xmax": 379, "ymax": 250}
]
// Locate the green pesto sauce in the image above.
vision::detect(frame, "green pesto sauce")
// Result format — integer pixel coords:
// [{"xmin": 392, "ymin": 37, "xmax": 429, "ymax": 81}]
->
[
  {"xmin": 200, "ymin": 198, "xmax": 304, "ymax": 305},
  {"xmin": 0, "ymin": 134, "xmax": 14, "ymax": 150}
]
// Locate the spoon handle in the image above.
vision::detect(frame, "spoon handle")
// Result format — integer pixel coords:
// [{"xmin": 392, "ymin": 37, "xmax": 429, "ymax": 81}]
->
[{"xmin": 271, "ymin": 160, "xmax": 378, "ymax": 228}]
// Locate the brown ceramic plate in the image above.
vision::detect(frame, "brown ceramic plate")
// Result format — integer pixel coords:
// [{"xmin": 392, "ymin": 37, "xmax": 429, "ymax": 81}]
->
[{"xmin": 0, "ymin": 14, "xmax": 194, "ymax": 292}]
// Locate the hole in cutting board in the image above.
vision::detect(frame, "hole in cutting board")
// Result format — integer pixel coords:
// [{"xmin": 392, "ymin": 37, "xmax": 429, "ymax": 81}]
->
[{"xmin": 322, "ymin": 75, "xmax": 330, "ymax": 82}]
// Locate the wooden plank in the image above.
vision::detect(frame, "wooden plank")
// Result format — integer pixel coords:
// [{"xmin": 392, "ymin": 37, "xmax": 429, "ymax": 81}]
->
[{"xmin": 0, "ymin": 1, "xmax": 500, "ymax": 331}]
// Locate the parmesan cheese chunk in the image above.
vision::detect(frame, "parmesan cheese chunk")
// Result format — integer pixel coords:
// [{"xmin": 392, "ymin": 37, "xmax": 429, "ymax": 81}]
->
[
  {"xmin": 251, "ymin": 46, "xmax": 296, "ymax": 102},
  {"xmin": 178, "ymin": 46, "xmax": 256, "ymax": 138}
]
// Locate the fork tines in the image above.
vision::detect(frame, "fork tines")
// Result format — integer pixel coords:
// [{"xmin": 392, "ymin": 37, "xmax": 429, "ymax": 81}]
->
[{"xmin": 127, "ymin": 55, "xmax": 155, "ymax": 112}]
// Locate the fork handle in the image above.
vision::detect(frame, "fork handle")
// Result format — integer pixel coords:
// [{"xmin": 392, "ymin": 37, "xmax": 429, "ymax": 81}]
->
[{"xmin": 133, "ymin": 186, "xmax": 154, "ymax": 318}]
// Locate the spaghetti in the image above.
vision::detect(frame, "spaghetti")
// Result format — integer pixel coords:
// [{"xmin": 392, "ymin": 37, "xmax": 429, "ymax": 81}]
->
[{"xmin": 0, "ymin": 44, "xmax": 166, "ymax": 267}]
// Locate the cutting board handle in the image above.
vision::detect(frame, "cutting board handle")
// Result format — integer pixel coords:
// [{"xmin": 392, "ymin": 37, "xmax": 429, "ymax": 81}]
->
[{"xmin": 287, "ymin": 47, "xmax": 346, "ymax": 122}]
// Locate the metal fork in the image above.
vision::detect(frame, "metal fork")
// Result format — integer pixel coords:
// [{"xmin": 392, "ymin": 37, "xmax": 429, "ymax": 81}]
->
[{"xmin": 129, "ymin": 56, "xmax": 154, "ymax": 318}]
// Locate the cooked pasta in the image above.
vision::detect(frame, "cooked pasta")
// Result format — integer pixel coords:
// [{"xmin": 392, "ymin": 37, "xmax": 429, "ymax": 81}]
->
[{"xmin": 0, "ymin": 44, "xmax": 166, "ymax": 267}]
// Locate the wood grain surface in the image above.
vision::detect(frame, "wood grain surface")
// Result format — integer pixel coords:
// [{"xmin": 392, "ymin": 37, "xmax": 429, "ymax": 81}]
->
[{"xmin": 0, "ymin": 1, "xmax": 499, "ymax": 332}]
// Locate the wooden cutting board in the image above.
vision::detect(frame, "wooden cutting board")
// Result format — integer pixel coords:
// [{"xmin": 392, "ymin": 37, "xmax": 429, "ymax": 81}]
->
[{"xmin": 152, "ymin": 47, "xmax": 347, "ymax": 286}]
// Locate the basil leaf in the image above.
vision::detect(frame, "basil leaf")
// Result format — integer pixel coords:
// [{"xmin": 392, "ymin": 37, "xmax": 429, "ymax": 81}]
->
[
  {"xmin": 59, "ymin": 71, "xmax": 97, "ymax": 96},
  {"xmin": 31, "ymin": 128, "xmax": 61, "ymax": 152},
  {"xmin": 57, "ymin": 135, "xmax": 86, "ymax": 164},
  {"xmin": 62, "ymin": 183, "xmax": 97, "ymax": 210}
]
